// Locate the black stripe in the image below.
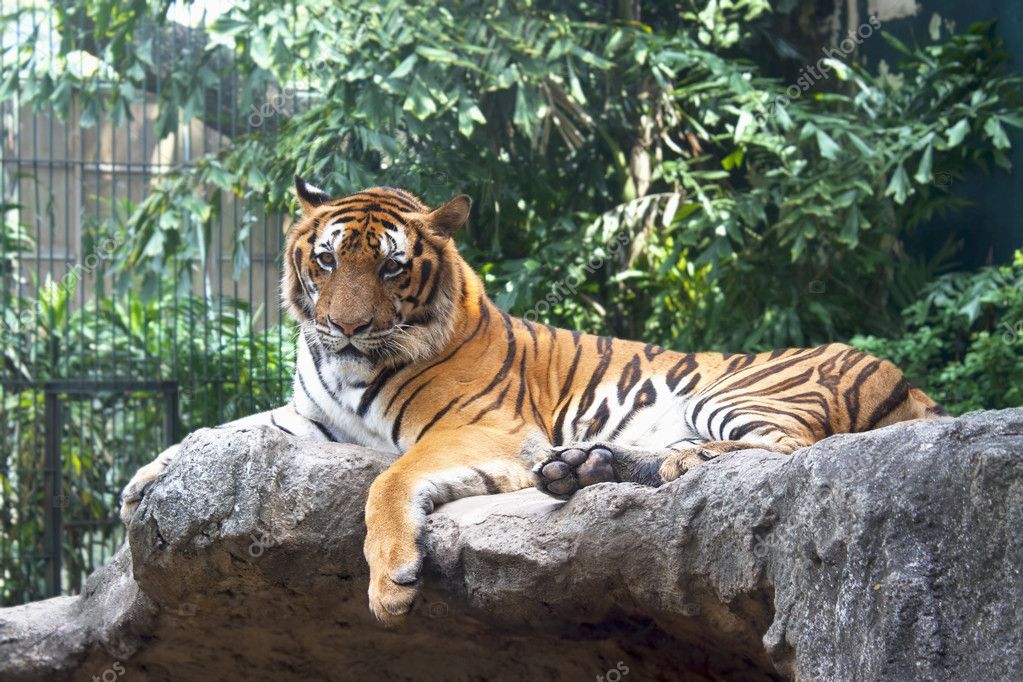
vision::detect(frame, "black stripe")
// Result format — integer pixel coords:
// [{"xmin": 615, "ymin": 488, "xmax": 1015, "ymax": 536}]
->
[
  {"xmin": 705, "ymin": 402, "xmax": 735, "ymax": 439},
  {"xmin": 571, "ymin": 336, "xmax": 614, "ymax": 433},
  {"xmin": 725, "ymin": 353, "xmax": 757, "ymax": 372},
  {"xmin": 326, "ymin": 201, "xmax": 410, "ymax": 226},
  {"xmin": 358, "ymin": 364, "xmax": 405, "ymax": 417},
  {"xmin": 556, "ymin": 344, "xmax": 584, "ymax": 404},
  {"xmin": 643, "ymin": 344, "xmax": 666, "ymax": 361},
  {"xmin": 292, "ymin": 248, "xmax": 314, "ymax": 302},
  {"xmin": 735, "ymin": 367, "xmax": 816, "ymax": 399},
  {"xmin": 469, "ymin": 383, "xmax": 510, "ymax": 425},
  {"xmin": 665, "ymin": 354, "xmax": 698, "ymax": 392},
  {"xmin": 392, "ymin": 380, "xmax": 433, "ymax": 447},
  {"xmin": 304, "ymin": 338, "xmax": 349, "ymax": 410},
  {"xmin": 731, "ymin": 420, "xmax": 773, "ymax": 440},
  {"xmin": 361, "ymin": 188, "xmax": 423, "ymax": 212},
  {"xmin": 733, "ymin": 402, "xmax": 821, "ymax": 437},
  {"xmin": 583, "ymin": 399, "xmax": 611, "ymax": 440},
  {"xmin": 471, "ymin": 467, "xmax": 501, "ymax": 495},
  {"xmin": 461, "ymin": 311, "xmax": 517, "ymax": 408},
  {"xmin": 731, "ymin": 345, "xmax": 831, "ymax": 391},
  {"xmin": 607, "ymin": 379, "xmax": 657, "ymax": 440},
  {"xmin": 371, "ymin": 204, "xmax": 412, "ymax": 224},
  {"xmin": 633, "ymin": 378, "xmax": 657, "ymax": 409},
  {"xmin": 617, "ymin": 355, "xmax": 642, "ymax": 403},
  {"xmin": 417, "ymin": 397, "xmax": 461, "ymax": 441},
  {"xmin": 270, "ymin": 412, "xmax": 296, "ymax": 436},
  {"xmin": 843, "ymin": 359, "xmax": 882, "ymax": 429},
  {"xmin": 415, "ymin": 259, "xmax": 433, "ymax": 298},
  {"xmin": 527, "ymin": 388, "xmax": 550, "ymax": 438},
  {"xmin": 296, "ymin": 370, "xmax": 331, "ymax": 421},
  {"xmin": 309, "ymin": 419, "xmax": 339, "ymax": 442},
  {"xmin": 551, "ymin": 402, "xmax": 573, "ymax": 447},
  {"xmin": 331, "ymin": 194, "xmax": 419, "ymax": 214},
  {"xmin": 550, "ymin": 343, "xmax": 584, "ymax": 445},
  {"xmin": 864, "ymin": 378, "xmax": 911, "ymax": 430},
  {"xmin": 521, "ymin": 318, "xmax": 539, "ymax": 356},
  {"xmin": 421, "ymin": 245, "xmax": 446, "ymax": 307},
  {"xmin": 514, "ymin": 349, "xmax": 528, "ymax": 418}
]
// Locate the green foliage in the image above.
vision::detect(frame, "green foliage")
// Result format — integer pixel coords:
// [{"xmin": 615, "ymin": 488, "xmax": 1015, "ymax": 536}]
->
[
  {"xmin": 852, "ymin": 251, "xmax": 1023, "ymax": 414},
  {"xmin": 1, "ymin": 222, "xmax": 293, "ymax": 604},
  {"xmin": 6, "ymin": 3, "xmax": 1019, "ymax": 350}
]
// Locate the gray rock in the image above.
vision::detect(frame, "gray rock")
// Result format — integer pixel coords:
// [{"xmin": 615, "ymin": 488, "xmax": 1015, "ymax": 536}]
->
[{"xmin": 1, "ymin": 410, "xmax": 1021, "ymax": 681}]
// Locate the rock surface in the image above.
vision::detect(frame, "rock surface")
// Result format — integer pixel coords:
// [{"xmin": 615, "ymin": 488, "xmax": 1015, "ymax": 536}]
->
[{"xmin": 1, "ymin": 409, "xmax": 1021, "ymax": 681}]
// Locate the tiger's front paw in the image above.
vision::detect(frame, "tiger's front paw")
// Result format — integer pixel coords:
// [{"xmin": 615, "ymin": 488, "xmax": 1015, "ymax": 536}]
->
[
  {"xmin": 368, "ymin": 567, "xmax": 420, "ymax": 626},
  {"xmin": 364, "ymin": 531, "xmax": 422, "ymax": 626},
  {"xmin": 532, "ymin": 444, "xmax": 617, "ymax": 498}
]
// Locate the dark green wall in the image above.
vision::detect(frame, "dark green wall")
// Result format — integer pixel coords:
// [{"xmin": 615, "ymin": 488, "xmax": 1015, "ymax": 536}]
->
[{"xmin": 861, "ymin": 0, "xmax": 1023, "ymax": 265}]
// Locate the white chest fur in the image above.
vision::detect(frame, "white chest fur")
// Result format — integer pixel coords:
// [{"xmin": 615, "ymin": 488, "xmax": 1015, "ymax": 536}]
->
[{"xmin": 292, "ymin": 333, "xmax": 398, "ymax": 452}]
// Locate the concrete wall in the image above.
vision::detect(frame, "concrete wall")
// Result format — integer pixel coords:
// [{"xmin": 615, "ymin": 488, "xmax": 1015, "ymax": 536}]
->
[{"xmin": 4, "ymin": 100, "xmax": 286, "ymax": 328}]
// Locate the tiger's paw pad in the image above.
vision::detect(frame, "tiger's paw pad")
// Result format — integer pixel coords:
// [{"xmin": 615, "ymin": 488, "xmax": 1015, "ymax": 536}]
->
[{"xmin": 533, "ymin": 445, "xmax": 617, "ymax": 498}]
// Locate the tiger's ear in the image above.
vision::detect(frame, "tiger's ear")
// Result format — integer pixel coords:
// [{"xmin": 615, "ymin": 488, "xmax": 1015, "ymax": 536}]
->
[
  {"xmin": 428, "ymin": 194, "xmax": 472, "ymax": 239},
  {"xmin": 295, "ymin": 176, "xmax": 332, "ymax": 213}
]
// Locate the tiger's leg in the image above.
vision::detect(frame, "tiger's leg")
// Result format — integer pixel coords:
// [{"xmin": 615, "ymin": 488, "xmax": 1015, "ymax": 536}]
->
[
  {"xmin": 363, "ymin": 428, "xmax": 532, "ymax": 625},
  {"xmin": 653, "ymin": 392, "xmax": 821, "ymax": 482},
  {"xmin": 529, "ymin": 429, "xmax": 810, "ymax": 496},
  {"xmin": 119, "ymin": 402, "xmax": 339, "ymax": 524}
]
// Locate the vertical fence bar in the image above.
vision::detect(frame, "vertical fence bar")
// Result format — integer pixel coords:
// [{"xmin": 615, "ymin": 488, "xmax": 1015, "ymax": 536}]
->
[
  {"xmin": 43, "ymin": 388, "xmax": 62, "ymax": 598},
  {"xmin": 163, "ymin": 382, "xmax": 179, "ymax": 448}
]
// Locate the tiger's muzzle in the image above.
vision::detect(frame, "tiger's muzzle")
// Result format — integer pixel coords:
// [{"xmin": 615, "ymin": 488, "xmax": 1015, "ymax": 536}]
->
[{"xmin": 311, "ymin": 321, "xmax": 401, "ymax": 361}]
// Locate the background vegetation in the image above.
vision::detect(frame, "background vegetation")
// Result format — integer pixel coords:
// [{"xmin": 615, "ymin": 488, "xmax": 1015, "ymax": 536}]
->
[{"xmin": 1, "ymin": 0, "xmax": 1021, "ymax": 603}]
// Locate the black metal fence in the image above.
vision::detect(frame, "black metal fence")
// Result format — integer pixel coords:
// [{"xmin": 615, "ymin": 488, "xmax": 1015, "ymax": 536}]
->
[
  {"xmin": 40, "ymin": 380, "xmax": 177, "ymax": 597},
  {"xmin": 0, "ymin": 4, "xmax": 294, "ymax": 605}
]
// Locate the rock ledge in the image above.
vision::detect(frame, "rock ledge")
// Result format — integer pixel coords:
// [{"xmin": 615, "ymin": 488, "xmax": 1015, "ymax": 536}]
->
[{"xmin": 1, "ymin": 410, "xmax": 1021, "ymax": 680}]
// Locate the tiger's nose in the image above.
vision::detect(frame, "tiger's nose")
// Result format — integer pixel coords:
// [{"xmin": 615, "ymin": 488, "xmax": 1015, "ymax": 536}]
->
[{"xmin": 327, "ymin": 315, "xmax": 372, "ymax": 337}]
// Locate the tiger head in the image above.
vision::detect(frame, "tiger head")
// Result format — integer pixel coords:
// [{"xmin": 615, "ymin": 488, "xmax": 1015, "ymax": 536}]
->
[{"xmin": 284, "ymin": 177, "xmax": 472, "ymax": 367}]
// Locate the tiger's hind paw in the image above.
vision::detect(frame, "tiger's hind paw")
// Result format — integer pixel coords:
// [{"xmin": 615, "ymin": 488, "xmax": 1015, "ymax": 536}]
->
[
  {"xmin": 533, "ymin": 445, "xmax": 617, "ymax": 498},
  {"xmin": 657, "ymin": 446, "xmax": 718, "ymax": 483},
  {"xmin": 119, "ymin": 444, "xmax": 179, "ymax": 525},
  {"xmin": 657, "ymin": 439, "xmax": 769, "ymax": 482}
]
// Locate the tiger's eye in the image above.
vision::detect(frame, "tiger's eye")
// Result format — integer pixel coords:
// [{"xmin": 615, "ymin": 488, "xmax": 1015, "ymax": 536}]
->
[
  {"xmin": 380, "ymin": 259, "xmax": 403, "ymax": 278},
  {"xmin": 316, "ymin": 252, "xmax": 336, "ymax": 270}
]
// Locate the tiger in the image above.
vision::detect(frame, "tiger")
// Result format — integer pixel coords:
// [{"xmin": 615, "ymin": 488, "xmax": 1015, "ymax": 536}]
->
[{"xmin": 120, "ymin": 178, "xmax": 947, "ymax": 626}]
